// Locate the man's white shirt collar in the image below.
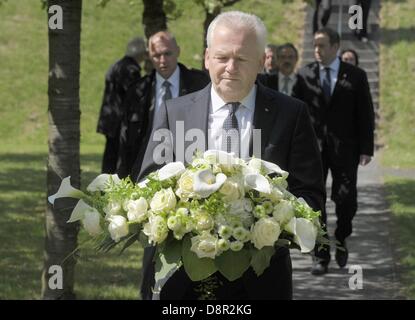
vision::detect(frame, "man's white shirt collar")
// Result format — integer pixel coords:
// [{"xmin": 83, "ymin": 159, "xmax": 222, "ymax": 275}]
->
[{"xmin": 210, "ymin": 85, "xmax": 256, "ymax": 113}]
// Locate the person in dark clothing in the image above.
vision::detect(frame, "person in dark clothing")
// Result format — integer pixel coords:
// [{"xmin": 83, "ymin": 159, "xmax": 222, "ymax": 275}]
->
[
  {"xmin": 137, "ymin": 11, "xmax": 325, "ymax": 301},
  {"xmin": 341, "ymin": 49, "xmax": 359, "ymax": 67},
  {"xmin": 117, "ymin": 31, "xmax": 210, "ymax": 180},
  {"xmin": 354, "ymin": 0, "xmax": 372, "ymax": 43},
  {"xmin": 313, "ymin": 0, "xmax": 332, "ymax": 34},
  {"xmin": 96, "ymin": 37, "xmax": 147, "ymax": 174},
  {"xmin": 292, "ymin": 28, "xmax": 374, "ymax": 275},
  {"xmin": 257, "ymin": 43, "xmax": 299, "ymax": 96}
]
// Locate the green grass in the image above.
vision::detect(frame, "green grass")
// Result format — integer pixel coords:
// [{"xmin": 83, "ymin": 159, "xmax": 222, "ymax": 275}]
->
[
  {"xmin": 379, "ymin": 0, "xmax": 415, "ymax": 168},
  {"xmin": 379, "ymin": 0, "xmax": 415, "ymax": 300},
  {"xmin": 0, "ymin": 0, "xmax": 306, "ymax": 299},
  {"xmin": 384, "ymin": 177, "xmax": 415, "ymax": 299}
]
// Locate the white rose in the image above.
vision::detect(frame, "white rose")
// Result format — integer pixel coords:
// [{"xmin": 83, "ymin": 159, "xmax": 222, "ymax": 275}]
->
[
  {"xmin": 251, "ymin": 217, "xmax": 281, "ymax": 250},
  {"xmin": 175, "ymin": 171, "xmax": 196, "ymax": 200},
  {"xmin": 82, "ymin": 208, "xmax": 102, "ymax": 236},
  {"xmin": 273, "ymin": 199, "xmax": 295, "ymax": 225},
  {"xmin": 107, "ymin": 215, "xmax": 129, "ymax": 242},
  {"xmin": 190, "ymin": 232, "xmax": 218, "ymax": 259},
  {"xmin": 150, "ymin": 188, "xmax": 177, "ymax": 214},
  {"xmin": 193, "ymin": 211, "xmax": 214, "ymax": 232},
  {"xmin": 126, "ymin": 197, "xmax": 148, "ymax": 223},
  {"xmin": 219, "ymin": 178, "xmax": 243, "ymax": 202},
  {"xmin": 143, "ymin": 214, "xmax": 169, "ymax": 244},
  {"xmin": 103, "ymin": 201, "xmax": 122, "ymax": 218}
]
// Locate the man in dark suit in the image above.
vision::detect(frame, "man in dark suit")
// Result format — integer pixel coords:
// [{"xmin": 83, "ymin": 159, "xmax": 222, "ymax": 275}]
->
[
  {"xmin": 137, "ymin": 11, "xmax": 325, "ymax": 300},
  {"xmin": 96, "ymin": 37, "xmax": 147, "ymax": 174},
  {"xmin": 257, "ymin": 43, "xmax": 299, "ymax": 96},
  {"xmin": 292, "ymin": 27, "xmax": 374, "ymax": 275},
  {"xmin": 117, "ymin": 31, "xmax": 209, "ymax": 179}
]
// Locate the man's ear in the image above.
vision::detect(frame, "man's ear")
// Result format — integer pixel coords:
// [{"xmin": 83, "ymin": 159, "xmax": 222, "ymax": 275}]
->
[
  {"xmin": 204, "ymin": 48, "xmax": 210, "ymax": 70},
  {"xmin": 177, "ymin": 46, "xmax": 181, "ymax": 58}
]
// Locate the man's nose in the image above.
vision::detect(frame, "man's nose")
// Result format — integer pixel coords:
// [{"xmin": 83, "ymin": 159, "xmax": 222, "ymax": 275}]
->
[{"xmin": 225, "ymin": 59, "xmax": 237, "ymax": 73}]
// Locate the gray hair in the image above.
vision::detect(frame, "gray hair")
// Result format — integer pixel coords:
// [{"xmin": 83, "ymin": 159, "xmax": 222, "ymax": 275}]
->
[
  {"xmin": 125, "ymin": 37, "xmax": 146, "ymax": 59},
  {"xmin": 206, "ymin": 11, "xmax": 267, "ymax": 54}
]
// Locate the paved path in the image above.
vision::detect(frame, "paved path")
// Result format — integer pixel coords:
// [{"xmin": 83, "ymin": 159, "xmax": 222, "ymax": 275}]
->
[
  {"xmin": 292, "ymin": 155, "xmax": 404, "ymax": 299},
  {"xmin": 292, "ymin": 0, "xmax": 404, "ymax": 299}
]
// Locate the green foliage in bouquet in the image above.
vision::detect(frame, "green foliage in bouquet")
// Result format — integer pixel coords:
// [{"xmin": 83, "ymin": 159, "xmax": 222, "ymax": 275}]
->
[{"xmin": 48, "ymin": 150, "xmax": 327, "ymax": 295}]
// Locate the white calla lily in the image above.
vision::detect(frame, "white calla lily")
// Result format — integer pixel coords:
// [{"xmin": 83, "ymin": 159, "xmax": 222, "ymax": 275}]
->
[
  {"xmin": 294, "ymin": 218, "xmax": 318, "ymax": 253},
  {"xmin": 67, "ymin": 199, "xmax": 92, "ymax": 223},
  {"xmin": 244, "ymin": 173, "xmax": 271, "ymax": 194},
  {"xmin": 193, "ymin": 169, "xmax": 227, "ymax": 198},
  {"xmin": 246, "ymin": 158, "xmax": 288, "ymax": 178},
  {"xmin": 284, "ymin": 217, "xmax": 317, "ymax": 253},
  {"xmin": 48, "ymin": 176, "xmax": 85, "ymax": 205},
  {"xmin": 87, "ymin": 174, "xmax": 121, "ymax": 192},
  {"xmin": 260, "ymin": 159, "xmax": 289, "ymax": 178},
  {"xmin": 157, "ymin": 162, "xmax": 185, "ymax": 181}
]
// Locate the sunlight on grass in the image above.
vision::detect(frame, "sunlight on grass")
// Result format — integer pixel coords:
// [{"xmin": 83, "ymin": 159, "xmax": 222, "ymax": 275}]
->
[
  {"xmin": 379, "ymin": 0, "xmax": 415, "ymax": 168},
  {"xmin": 385, "ymin": 177, "xmax": 415, "ymax": 299}
]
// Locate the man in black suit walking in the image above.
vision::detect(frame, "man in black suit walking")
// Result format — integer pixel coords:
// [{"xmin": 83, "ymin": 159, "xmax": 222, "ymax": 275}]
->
[
  {"xmin": 117, "ymin": 31, "xmax": 209, "ymax": 179},
  {"xmin": 292, "ymin": 28, "xmax": 375, "ymax": 275},
  {"xmin": 137, "ymin": 11, "xmax": 325, "ymax": 300}
]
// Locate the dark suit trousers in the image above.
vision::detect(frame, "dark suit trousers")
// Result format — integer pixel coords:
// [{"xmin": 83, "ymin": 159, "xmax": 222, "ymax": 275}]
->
[
  {"xmin": 313, "ymin": 0, "xmax": 332, "ymax": 34},
  {"xmin": 321, "ymin": 147, "xmax": 359, "ymax": 244}
]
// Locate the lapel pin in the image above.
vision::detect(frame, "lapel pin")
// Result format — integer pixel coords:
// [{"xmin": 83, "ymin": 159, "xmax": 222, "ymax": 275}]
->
[{"xmin": 265, "ymin": 107, "xmax": 270, "ymax": 112}]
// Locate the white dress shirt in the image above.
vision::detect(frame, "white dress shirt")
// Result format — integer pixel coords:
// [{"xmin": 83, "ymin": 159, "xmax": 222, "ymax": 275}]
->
[
  {"xmin": 208, "ymin": 85, "xmax": 256, "ymax": 160},
  {"xmin": 278, "ymin": 71, "xmax": 297, "ymax": 96},
  {"xmin": 319, "ymin": 57, "xmax": 340, "ymax": 95}
]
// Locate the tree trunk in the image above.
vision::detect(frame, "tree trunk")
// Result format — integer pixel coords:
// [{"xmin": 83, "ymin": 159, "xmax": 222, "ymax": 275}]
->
[
  {"xmin": 41, "ymin": 0, "xmax": 82, "ymax": 300},
  {"xmin": 142, "ymin": 0, "xmax": 167, "ymax": 74},
  {"xmin": 142, "ymin": 0, "xmax": 167, "ymax": 39}
]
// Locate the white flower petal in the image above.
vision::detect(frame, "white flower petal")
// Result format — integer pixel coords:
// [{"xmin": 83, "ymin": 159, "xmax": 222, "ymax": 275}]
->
[
  {"xmin": 193, "ymin": 169, "xmax": 227, "ymax": 198},
  {"xmin": 284, "ymin": 217, "xmax": 296, "ymax": 234},
  {"xmin": 48, "ymin": 176, "xmax": 85, "ymax": 205},
  {"xmin": 244, "ymin": 173, "xmax": 271, "ymax": 194},
  {"xmin": 138, "ymin": 179, "xmax": 149, "ymax": 188},
  {"xmin": 260, "ymin": 159, "xmax": 289, "ymax": 178},
  {"xmin": 67, "ymin": 199, "xmax": 91, "ymax": 223},
  {"xmin": 157, "ymin": 162, "xmax": 185, "ymax": 181},
  {"xmin": 294, "ymin": 218, "xmax": 318, "ymax": 253},
  {"xmin": 82, "ymin": 209, "xmax": 102, "ymax": 236},
  {"xmin": 87, "ymin": 174, "xmax": 121, "ymax": 192}
]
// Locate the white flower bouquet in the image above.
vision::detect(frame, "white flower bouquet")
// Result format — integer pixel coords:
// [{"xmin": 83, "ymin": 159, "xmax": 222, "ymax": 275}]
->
[{"xmin": 48, "ymin": 150, "xmax": 326, "ymax": 292}]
